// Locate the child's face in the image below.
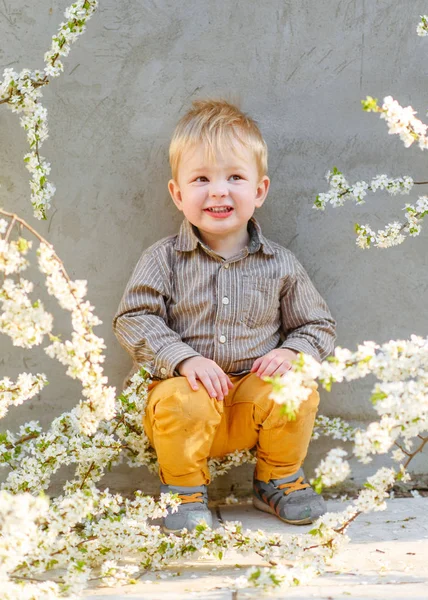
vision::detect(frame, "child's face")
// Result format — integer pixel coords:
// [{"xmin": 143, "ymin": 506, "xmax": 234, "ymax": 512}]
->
[{"xmin": 168, "ymin": 141, "xmax": 270, "ymax": 242}]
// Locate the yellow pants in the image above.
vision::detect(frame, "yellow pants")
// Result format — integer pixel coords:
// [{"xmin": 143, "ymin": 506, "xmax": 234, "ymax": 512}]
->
[{"xmin": 143, "ymin": 372, "xmax": 320, "ymax": 486}]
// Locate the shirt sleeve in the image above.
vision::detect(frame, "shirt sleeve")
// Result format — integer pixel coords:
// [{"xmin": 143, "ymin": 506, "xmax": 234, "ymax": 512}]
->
[
  {"xmin": 112, "ymin": 242, "xmax": 201, "ymax": 379},
  {"xmin": 279, "ymin": 254, "xmax": 337, "ymax": 362}
]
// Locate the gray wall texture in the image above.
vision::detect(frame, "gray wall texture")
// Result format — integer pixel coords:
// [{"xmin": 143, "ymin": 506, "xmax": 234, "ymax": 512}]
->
[{"xmin": 1, "ymin": 0, "xmax": 427, "ymax": 497}]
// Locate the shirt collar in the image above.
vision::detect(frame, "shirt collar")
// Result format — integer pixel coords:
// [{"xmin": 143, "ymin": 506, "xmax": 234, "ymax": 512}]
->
[{"xmin": 175, "ymin": 216, "xmax": 275, "ymax": 256}]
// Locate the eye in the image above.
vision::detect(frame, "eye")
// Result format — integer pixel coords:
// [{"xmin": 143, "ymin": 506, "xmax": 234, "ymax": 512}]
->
[
  {"xmin": 229, "ymin": 174, "xmax": 242, "ymax": 181},
  {"xmin": 194, "ymin": 176, "xmax": 208, "ymax": 182}
]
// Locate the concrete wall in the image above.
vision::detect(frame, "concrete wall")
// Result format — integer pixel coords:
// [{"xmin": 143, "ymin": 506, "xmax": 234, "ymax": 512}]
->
[{"xmin": 1, "ymin": 0, "xmax": 427, "ymax": 497}]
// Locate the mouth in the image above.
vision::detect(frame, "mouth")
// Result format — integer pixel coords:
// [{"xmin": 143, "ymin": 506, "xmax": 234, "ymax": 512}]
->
[{"xmin": 203, "ymin": 207, "xmax": 234, "ymax": 214}]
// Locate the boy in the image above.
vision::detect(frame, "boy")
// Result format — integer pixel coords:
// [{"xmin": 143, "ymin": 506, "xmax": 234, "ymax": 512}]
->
[{"xmin": 113, "ymin": 99, "xmax": 336, "ymax": 534}]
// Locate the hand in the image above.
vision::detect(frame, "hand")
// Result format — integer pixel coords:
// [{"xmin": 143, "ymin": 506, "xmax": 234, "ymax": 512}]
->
[
  {"xmin": 250, "ymin": 348, "xmax": 299, "ymax": 379},
  {"xmin": 177, "ymin": 356, "xmax": 234, "ymax": 401}
]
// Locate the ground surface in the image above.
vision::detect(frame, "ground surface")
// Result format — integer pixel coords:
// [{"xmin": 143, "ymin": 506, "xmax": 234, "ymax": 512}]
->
[{"xmin": 83, "ymin": 497, "xmax": 428, "ymax": 599}]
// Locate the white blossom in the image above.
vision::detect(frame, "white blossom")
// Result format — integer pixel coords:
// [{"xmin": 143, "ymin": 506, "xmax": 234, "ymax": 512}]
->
[
  {"xmin": 0, "ymin": 278, "xmax": 53, "ymax": 347},
  {"xmin": 417, "ymin": 16, "xmax": 428, "ymax": 36},
  {"xmin": 0, "ymin": 373, "xmax": 47, "ymax": 419},
  {"xmin": 264, "ymin": 353, "xmax": 321, "ymax": 419},
  {"xmin": 0, "ymin": 237, "xmax": 32, "ymax": 274},
  {"xmin": 380, "ymin": 95, "xmax": 428, "ymax": 148},
  {"xmin": 312, "ymin": 415, "xmax": 355, "ymax": 441},
  {"xmin": 311, "ymin": 448, "xmax": 351, "ymax": 491}
]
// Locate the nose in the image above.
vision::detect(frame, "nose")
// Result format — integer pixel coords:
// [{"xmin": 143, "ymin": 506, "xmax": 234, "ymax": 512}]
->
[{"xmin": 209, "ymin": 180, "xmax": 228, "ymax": 198}]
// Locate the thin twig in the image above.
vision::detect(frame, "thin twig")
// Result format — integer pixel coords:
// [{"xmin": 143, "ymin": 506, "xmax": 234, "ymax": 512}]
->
[
  {"xmin": 79, "ymin": 461, "xmax": 96, "ymax": 489},
  {"xmin": 4, "ymin": 215, "xmax": 17, "ymax": 243},
  {"xmin": 3, "ymin": 431, "xmax": 40, "ymax": 451},
  {"xmin": 9, "ymin": 574, "xmax": 55, "ymax": 583},
  {"xmin": 0, "ymin": 210, "xmax": 55, "ymax": 249},
  {"xmin": 393, "ymin": 441, "xmax": 412, "ymax": 457},
  {"xmin": 403, "ymin": 436, "xmax": 428, "ymax": 470}
]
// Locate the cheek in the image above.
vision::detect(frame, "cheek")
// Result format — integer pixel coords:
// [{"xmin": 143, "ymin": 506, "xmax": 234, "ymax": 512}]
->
[
  {"xmin": 186, "ymin": 190, "xmax": 204, "ymax": 205},
  {"xmin": 181, "ymin": 196, "xmax": 202, "ymax": 215}
]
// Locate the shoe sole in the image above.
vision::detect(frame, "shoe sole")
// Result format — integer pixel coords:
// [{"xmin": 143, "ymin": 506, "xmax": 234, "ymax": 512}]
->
[
  {"xmin": 162, "ymin": 526, "xmax": 184, "ymax": 535},
  {"xmin": 253, "ymin": 496, "xmax": 314, "ymax": 525}
]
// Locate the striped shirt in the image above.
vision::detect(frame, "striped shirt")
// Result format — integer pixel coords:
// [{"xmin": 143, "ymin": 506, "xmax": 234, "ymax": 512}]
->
[{"xmin": 113, "ymin": 216, "xmax": 337, "ymax": 385}]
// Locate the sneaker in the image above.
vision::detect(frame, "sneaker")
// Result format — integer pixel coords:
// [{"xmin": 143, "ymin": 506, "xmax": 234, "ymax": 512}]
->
[
  {"xmin": 160, "ymin": 484, "xmax": 213, "ymax": 534},
  {"xmin": 253, "ymin": 468, "xmax": 327, "ymax": 525}
]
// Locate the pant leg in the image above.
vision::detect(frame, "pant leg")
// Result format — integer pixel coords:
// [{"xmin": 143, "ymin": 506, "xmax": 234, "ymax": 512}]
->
[
  {"xmin": 143, "ymin": 377, "xmax": 223, "ymax": 486},
  {"xmin": 210, "ymin": 372, "xmax": 320, "ymax": 482}
]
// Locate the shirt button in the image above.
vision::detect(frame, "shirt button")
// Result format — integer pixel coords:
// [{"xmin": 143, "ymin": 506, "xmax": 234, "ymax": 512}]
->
[
  {"xmin": 222, "ymin": 296, "xmax": 230, "ymax": 305},
  {"xmin": 219, "ymin": 335, "xmax": 227, "ymax": 343},
  {"xmin": 160, "ymin": 367, "xmax": 167, "ymax": 375},
  {"xmin": 224, "ymin": 263, "xmax": 230, "ymax": 269}
]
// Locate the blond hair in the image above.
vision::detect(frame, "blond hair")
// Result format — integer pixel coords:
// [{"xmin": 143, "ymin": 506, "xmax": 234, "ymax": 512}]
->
[{"xmin": 169, "ymin": 98, "xmax": 268, "ymax": 182}]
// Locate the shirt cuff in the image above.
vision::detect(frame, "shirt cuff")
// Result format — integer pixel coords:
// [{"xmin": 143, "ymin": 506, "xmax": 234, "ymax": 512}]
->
[
  {"xmin": 154, "ymin": 342, "xmax": 201, "ymax": 378},
  {"xmin": 280, "ymin": 338, "xmax": 321, "ymax": 363}
]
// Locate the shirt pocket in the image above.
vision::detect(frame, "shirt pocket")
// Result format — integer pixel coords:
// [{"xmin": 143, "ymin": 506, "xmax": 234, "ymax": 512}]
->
[{"xmin": 239, "ymin": 275, "xmax": 281, "ymax": 328}]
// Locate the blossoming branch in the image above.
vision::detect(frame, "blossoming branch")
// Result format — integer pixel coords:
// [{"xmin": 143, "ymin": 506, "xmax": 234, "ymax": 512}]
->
[
  {"xmin": 0, "ymin": 1, "xmax": 99, "ymax": 220},
  {"xmin": 0, "ymin": 209, "xmax": 116, "ymax": 435}
]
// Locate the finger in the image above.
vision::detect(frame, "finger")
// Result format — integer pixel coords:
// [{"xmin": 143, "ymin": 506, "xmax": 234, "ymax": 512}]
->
[
  {"xmin": 251, "ymin": 357, "xmax": 262, "ymax": 372},
  {"xmin": 207, "ymin": 372, "xmax": 224, "ymax": 401},
  {"xmin": 256, "ymin": 356, "xmax": 275, "ymax": 377},
  {"xmin": 215, "ymin": 370, "xmax": 230, "ymax": 398},
  {"xmin": 198, "ymin": 371, "xmax": 218, "ymax": 398},
  {"xmin": 187, "ymin": 373, "xmax": 199, "ymax": 391},
  {"xmin": 223, "ymin": 373, "xmax": 234, "ymax": 395},
  {"xmin": 270, "ymin": 362, "xmax": 291, "ymax": 377},
  {"xmin": 271, "ymin": 359, "xmax": 293, "ymax": 378},
  {"xmin": 259, "ymin": 356, "xmax": 283, "ymax": 378}
]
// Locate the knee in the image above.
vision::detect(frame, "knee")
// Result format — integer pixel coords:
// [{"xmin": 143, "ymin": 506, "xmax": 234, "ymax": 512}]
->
[
  {"xmin": 242, "ymin": 373, "xmax": 277, "ymax": 412},
  {"xmin": 246, "ymin": 374, "xmax": 319, "ymax": 425},
  {"xmin": 303, "ymin": 386, "xmax": 320, "ymax": 412},
  {"xmin": 250, "ymin": 371, "xmax": 320, "ymax": 411}
]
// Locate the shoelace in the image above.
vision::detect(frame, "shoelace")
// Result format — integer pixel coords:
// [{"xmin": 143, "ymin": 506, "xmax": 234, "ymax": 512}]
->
[
  {"xmin": 177, "ymin": 492, "xmax": 204, "ymax": 504},
  {"xmin": 277, "ymin": 476, "xmax": 310, "ymax": 496}
]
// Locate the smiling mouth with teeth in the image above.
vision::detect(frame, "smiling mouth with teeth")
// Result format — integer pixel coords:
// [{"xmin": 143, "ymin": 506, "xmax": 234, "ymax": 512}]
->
[{"xmin": 205, "ymin": 207, "xmax": 233, "ymax": 213}]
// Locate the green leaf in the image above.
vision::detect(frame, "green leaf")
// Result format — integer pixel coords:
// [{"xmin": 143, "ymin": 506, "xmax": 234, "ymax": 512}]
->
[
  {"xmin": 323, "ymin": 378, "xmax": 333, "ymax": 392},
  {"xmin": 361, "ymin": 95, "xmax": 379, "ymax": 112},
  {"xmin": 280, "ymin": 405, "xmax": 297, "ymax": 420},
  {"xmin": 249, "ymin": 569, "xmax": 261, "ymax": 581},
  {"xmin": 371, "ymin": 391, "xmax": 387, "ymax": 405},
  {"xmin": 17, "ymin": 237, "xmax": 30, "ymax": 252},
  {"xmin": 311, "ymin": 477, "xmax": 323, "ymax": 494}
]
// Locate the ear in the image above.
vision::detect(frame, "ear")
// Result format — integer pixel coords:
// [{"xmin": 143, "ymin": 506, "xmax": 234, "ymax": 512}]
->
[
  {"xmin": 254, "ymin": 175, "xmax": 270, "ymax": 208},
  {"xmin": 168, "ymin": 179, "xmax": 183, "ymax": 212}
]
